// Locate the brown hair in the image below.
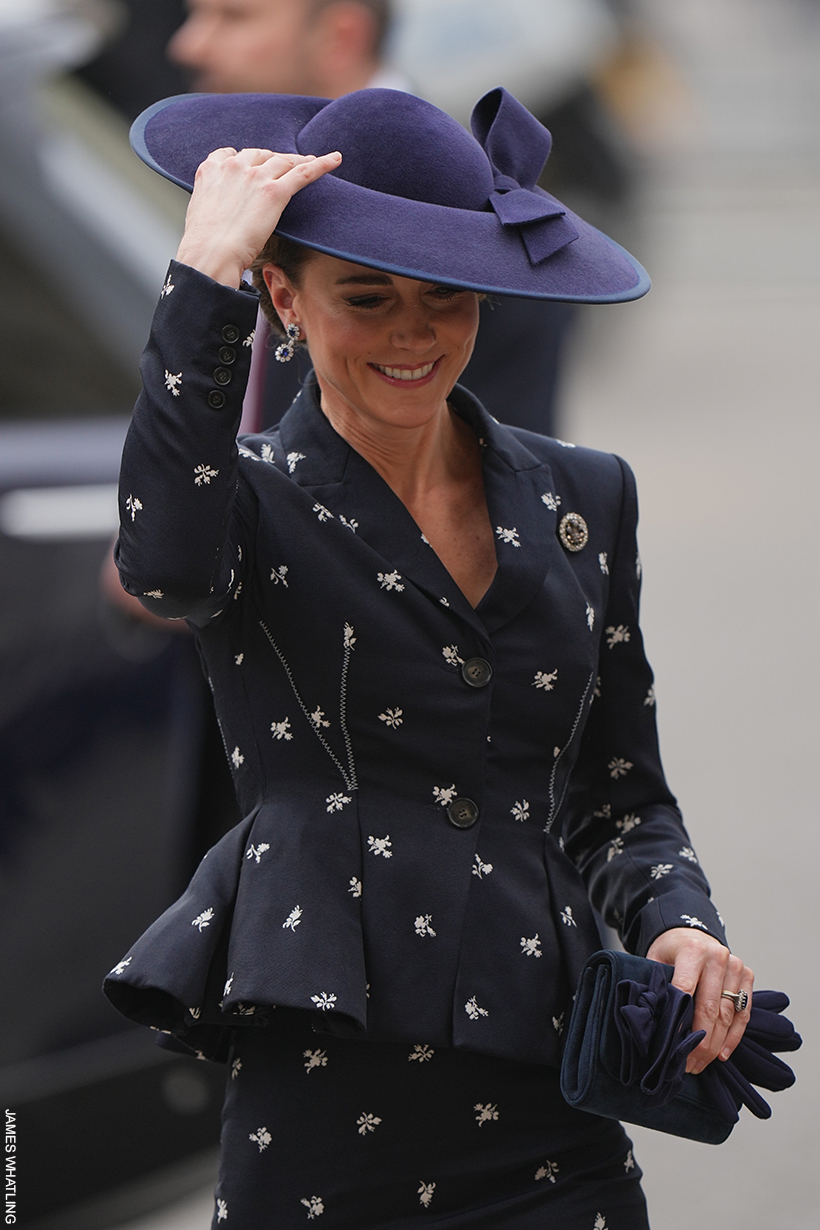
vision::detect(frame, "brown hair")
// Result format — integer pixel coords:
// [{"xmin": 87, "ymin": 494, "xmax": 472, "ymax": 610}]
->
[{"xmin": 250, "ymin": 233, "xmax": 316, "ymax": 337}]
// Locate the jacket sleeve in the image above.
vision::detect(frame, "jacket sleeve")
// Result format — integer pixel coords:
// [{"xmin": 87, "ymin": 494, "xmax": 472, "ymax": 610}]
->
[
  {"xmin": 116, "ymin": 261, "xmax": 260, "ymax": 625},
  {"xmin": 561, "ymin": 456, "xmax": 728, "ymax": 956}
]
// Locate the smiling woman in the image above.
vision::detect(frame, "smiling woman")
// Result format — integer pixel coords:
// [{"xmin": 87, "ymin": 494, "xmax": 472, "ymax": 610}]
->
[{"xmin": 103, "ymin": 86, "xmax": 755, "ymax": 1230}]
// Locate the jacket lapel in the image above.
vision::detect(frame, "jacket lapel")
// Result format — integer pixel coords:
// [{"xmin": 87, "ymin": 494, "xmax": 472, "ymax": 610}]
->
[{"xmin": 275, "ymin": 377, "xmax": 560, "ymax": 638}]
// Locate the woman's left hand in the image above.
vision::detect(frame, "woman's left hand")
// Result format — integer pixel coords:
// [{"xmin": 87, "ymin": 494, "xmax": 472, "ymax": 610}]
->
[{"xmin": 646, "ymin": 928, "xmax": 754, "ymax": 1074}]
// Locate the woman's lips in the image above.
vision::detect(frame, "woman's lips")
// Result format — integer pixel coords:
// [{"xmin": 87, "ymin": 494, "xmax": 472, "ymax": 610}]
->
[{"xmin": 369, "ymin": 358, "xmax": 441, "ymax": 387}]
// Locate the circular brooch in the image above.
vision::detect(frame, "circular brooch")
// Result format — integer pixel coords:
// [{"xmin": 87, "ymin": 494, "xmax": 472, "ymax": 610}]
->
[{"xmin": 558, "ymin": 512, "xmax": 589, "ymax": 552}]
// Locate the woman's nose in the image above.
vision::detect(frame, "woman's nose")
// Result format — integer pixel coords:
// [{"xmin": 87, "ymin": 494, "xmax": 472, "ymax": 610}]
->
[
  {"xmin": 168, "ymin": 17, "xmax": 210, "ymax": 68},
  {"xmin": 389, "ymin": 309, "xmax": 436, "ymax": 351}
]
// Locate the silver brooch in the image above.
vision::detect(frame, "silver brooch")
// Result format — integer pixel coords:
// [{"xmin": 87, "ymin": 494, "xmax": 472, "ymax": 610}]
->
[{"xmin": 558, "ymin": 512, "xmax": 589, "ymax": 552}]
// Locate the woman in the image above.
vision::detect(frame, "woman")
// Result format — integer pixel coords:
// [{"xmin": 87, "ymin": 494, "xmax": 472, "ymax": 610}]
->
[{"xmin": 106, "ymin": 87, "xmax": 753, "ymax": 1228}]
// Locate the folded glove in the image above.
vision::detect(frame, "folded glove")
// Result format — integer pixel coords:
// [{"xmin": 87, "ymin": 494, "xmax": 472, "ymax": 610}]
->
[{"xmin": 560, "ymin": 950, "xmax": 801, "ymax": 1145}]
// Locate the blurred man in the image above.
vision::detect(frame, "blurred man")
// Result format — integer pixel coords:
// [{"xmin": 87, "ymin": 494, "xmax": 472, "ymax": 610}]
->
[{"xmin": 168, "ymin": 0, "xmax": 574, "ymax": 434}]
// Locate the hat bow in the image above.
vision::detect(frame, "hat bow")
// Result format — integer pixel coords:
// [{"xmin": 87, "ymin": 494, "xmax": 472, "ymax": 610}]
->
[{"xmin": 472, "ymin": 88, "xmax": 579, "ymax": 266}]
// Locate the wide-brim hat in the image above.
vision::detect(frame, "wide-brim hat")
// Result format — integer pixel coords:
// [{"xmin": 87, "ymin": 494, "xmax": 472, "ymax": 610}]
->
[{"xmin": 131, "ymin": 86, "xmax": 649, "ymax": 304}]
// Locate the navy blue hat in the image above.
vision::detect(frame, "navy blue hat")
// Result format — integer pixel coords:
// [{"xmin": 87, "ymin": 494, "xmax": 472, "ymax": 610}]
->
[{"xmin": 131, "ymin": 86, "xmax": 649, "ymax": 304}]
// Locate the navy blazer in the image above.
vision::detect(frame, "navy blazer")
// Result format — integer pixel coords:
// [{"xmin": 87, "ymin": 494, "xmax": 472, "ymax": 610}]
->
[{"xmin": 105, "ymin": 263, "xmax": 726, "ymax": 1068}]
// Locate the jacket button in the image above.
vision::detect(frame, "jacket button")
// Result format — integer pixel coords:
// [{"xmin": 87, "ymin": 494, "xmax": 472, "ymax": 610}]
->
[
  {"xmin": 214, "ymin": 367, "xmax": 232, "ymax": 386},
  {"xmin": 218, "ymin": 345, "xmax": 237, "ymax": 364},
  {"xmin": 447, "ymin": 797, "xmax": 478, "ymax": 829},
  {"xmin": 221, "ymin": 324, "xmax": 240, "ymax": 343},
  {"xmin": 207, "ymin": 390, "xmax": 226, "ymax": 409},
  {"xmin": 461, "ymin": 657, "xmax": 492, "ymax": 688}
]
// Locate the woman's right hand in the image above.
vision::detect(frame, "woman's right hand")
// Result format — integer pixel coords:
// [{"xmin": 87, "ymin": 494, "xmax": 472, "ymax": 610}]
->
[{"xmin": 175, "ymin": 147, "xmax": 341, "ymax": 288}]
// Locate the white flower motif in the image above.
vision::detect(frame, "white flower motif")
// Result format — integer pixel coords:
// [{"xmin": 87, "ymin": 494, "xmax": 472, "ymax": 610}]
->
[
  {"xmin": 287, "ymin": 451, "xmax": 306, "ymax": 473},
  {"xmin": 679, "ymin": 846, "xmax": 698, "ymax": 864},
  {"xmin": 231, "ymin": 1058, "xmax": 242, "ymax": 1080},
  {"xmin": 343, "ymin": 623, "xmax": 356, "ymax": 649},
  {"xmin": 303, "ymin": 1048, "xmax": 328, "ymax": 1073},
  {"xmin": 235, "ymin": 1003, "xmax": 256, "ymax": 1016},
  {"xmin": 442, "ymin": 644, "xmax": 464, "ymax": 666},
  {"xmin": 511, "ymin": 800, "xmax": 530, "ymax": 823},
  {"xmin": 379, "ymin": 707, "xmax": 403, "ymax": 728},
  {"xmin": 310, "ymin": 992, "xmax": 337, "ymax": 1011},
  {"xmin": 681, "ymin": 914, "xmax": 708, "ymax": 930},
  {"xmin": 313, "ymin": 502, "xmax": 334, "ymax": 522},
  {"xmin": 560, "ymin": 906, "xmax": 577, "ymax": 927},
  {"xmin": 472, "ymin": 854, "xmax": 493, "ymax": 879},
  {"xmin": 556, "ymin": 438, "xmax": 576, "ymax": 448},
  {"xmin": 409, "ymin": 1045, "xmax": 434, "ymax": 1063},
  {"xmin": 624, "ymin": 1149, "xmax": 635, "ymax": 1172},
  {"xmin": 160, "ymin": 274, "xmax": 174, "ymax": 298},
  {"xmin": 356, "ymin": 1112, "xmax": 382, "ymax": 1135},
  {"xmin": 238, "ymin": 445, "xmax": 261, "ymax": 462},
  {"xmin": 593, "ymin": 803, "xmax": 612, "ymax": 819},
  {"xmin": 440, "ymin": 596, "xmax": 449, "ymax": 607},
  {"xmin": 125, "ymin": 493, "xmax": 142, "ymax": 521},
  {"xmin": 520, "ymin": 934, "xmax": 542, "ymax": 958},
  {"xmin": 594, "ymin": 676, "xmax": 602, "ymax": 699},
  {"xmin": 164, "ymin": 370, "xmax": 182, "ymax": 396},
  {"xmin": 143, "ymin": 589, "xmax": 164, "ymax": 599},
  {"xmin": 326, "ymin": 792, "xmax": 351, "ymax": 813},
  {"xmin": 586, "ymin": 602, "xmax": 595, "ymax": 631},
  {"xmin": 616, "ymin": 813, "xmax": 641, "ymax": 834},
  {"xmin": 650, "ymin": 864, "xmax": 674, "ymax": 880},
  {"xmin": 533, "ymin": 669, "xmax": 558, "ymax": 691},
  {"xmin": 348, "ymin": 877, "xmax": 362, "ymax": 897},
  {"xmin": 474, "ymin": 1102, "xmax": 499, "ymax": 1126},
  {"xmin": 418, "ymin": 1181, "xmax": 436, "ymax": 1208},
  {"xmin": 420, "ymin": 532, "xmax": 430, "ymax": 545},
  {"xmin": 339, "ymin": 515, "xmax": 358, "ymax": 532},
  {"xmin": 495, "ymin": 525, "xmax": 521, "ymax": 547},
  {"xmin": 270, "ymin": 718, "xmax": 293, "ymax": 741},
  {"xmin": 377, "ymin": 570, "xmax": 405, "ymax": 592},
  {"xmin": 270, "ymin": 565, "xmax": 289, "ymax": 587},
  {"xmin": 310, "ymin": 706, "xmax": 330, "ymax": 729},
  {"xmin": 245, "ymin": 843, "xmax": 270, "ymax": 864},
  {"xmin": 109, "ymin": 957, "xmax": 131, "ymax": 976},
  {"xmin": 644, "ymin": 687, "xmax": 656, "ymax": 707},
  {"xmin": 283, "ymin": 905, "xmax": 303, "ymax": 931},
  {"xmin": 541, "ymin": 491, "xmax": 561, "ymax": 511},
  {"xmin": 414, "ymin": 914, "xmax": 437, "ymax": 938},
  {"xmin": 224, "ymin": 974, "xmax": 234, "ymax": 997},
  {"xmin": 432, "ymin": 784, "xmax": 457, "ymax": 807},
  {"xmin": 608, "ymin": 757, "xmax": 633, "ymax": 779},
  {"xmin": 243, "ymin": 329, "xmax": 255, "ymax": 347},
  {"xmin": 606, "ymin": 624, "xmax": 631, "ymax": 648},
  {"xmin": 191, "ymin": 908, "xmax": 214, "ymax": 932},
  {"xmin": 216, "ymin": 1197, "xmax": 228, "ymax": 1222},
  {"xmin": 367, "ymin": 835, "xmax": 393, "ymax": 859},
  {"xmin": 594, "ymin": 1216, "xmax": 608, "ymax": 1230},
  {"xmin": 235, "ymin": 653, "xmax": 244, "ymax": 665},
  {"xmin": 231, "ymin": 746, "xmax": 244, "ymax": 769},
  {"xmin": 535, "ymin": 1160, "xmax": 559, "ymax": 1183},
  {"xmin": 598, "ymin": 552, "xmax": 609, "ymax": 574},
  {"xmin": 607, "ymin": 838, "xmax": 625, "ymax": 861},
  {"xmin": 233, "ymin": 581, "xmax": 243, "ymax": 602},
  {"xmin": 465, "ymin": 996, "xmax": 489, "ymax": 1020},
  {"xmin": 249, "ymin": 1126, "xmax": 272, "ymax": 1152},
  {"xmin": 301, "ymin": 1196, "xmax": 324, "ymax": 1220},
  {"xmin": 253, "ymin": 442, "xmax": 272, "ymax": 465},
  {"xmin": 194, "ymin": 463, "xmax": 219, "ymax": 486},
  {"xmin": 552, "ymin": 1012, "xmax": 564, "ymax": 1034},
  {"xmin": 188, "ymin": 1006, "xmax": 201, "ymax": 1020}
]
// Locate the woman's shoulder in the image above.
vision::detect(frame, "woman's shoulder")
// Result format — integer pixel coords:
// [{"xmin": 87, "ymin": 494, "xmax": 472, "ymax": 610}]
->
[{"xmin": 502, "ymin": 421, "xmax": 633, "ymax": 503}]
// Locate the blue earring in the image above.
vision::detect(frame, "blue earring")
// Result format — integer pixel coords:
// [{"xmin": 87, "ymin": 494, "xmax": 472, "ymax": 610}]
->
[{"xmin": 275, "ymin": 322, "xmax": 301, "ymax": 363}]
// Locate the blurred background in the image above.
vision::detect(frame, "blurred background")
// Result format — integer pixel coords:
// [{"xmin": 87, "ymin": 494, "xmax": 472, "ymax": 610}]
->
[{"xmin": 1, "ymin": 1, "xmax": 817, "ymax": 1227}]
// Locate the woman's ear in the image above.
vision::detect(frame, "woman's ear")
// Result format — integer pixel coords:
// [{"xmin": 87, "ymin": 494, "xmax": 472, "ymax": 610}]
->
[{"xmin": 263, "ymin": 264, "xmax": 299, "ymax": 328}]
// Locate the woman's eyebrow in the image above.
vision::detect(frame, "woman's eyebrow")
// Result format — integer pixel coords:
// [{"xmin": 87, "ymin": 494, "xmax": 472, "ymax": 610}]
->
[{"xmin": 335, "ymin": 274, "xmax": 394, "ymax": 286}]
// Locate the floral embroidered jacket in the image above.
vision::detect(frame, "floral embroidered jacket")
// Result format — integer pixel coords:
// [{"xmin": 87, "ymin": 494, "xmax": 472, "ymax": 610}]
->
[{"xmin": 105, "ymin": 262, "xmax": 726, "ymax": 1067}]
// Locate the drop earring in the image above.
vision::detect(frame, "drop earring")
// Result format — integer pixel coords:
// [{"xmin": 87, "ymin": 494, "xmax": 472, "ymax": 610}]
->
[{"xmin": 274, "ymin": 322, "xmax": 301, "ymax": 363}]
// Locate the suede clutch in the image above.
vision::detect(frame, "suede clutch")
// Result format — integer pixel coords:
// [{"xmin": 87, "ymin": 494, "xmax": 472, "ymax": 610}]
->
[{"xmin": 559, "ymin": 950, "xmax": 801, "ymax": 1145}]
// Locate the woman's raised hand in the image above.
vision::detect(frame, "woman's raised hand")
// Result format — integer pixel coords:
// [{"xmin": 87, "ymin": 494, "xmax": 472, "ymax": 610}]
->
[
  {"xmin": 646, "ymin": 927, "xmax": 754, "ymax": 1074},
  {"xmin": 175, "ymin": 148, "xmax": 341, "ymax": 288}
]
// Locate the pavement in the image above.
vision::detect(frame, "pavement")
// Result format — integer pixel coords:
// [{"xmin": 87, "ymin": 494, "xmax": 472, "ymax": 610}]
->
[{"xmin": 112, "ymin": 0, "xmax": 820, "ymax": 1226}]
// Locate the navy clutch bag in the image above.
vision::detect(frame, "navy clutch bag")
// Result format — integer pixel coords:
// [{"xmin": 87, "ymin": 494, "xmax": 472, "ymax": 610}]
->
[{"xmin": 559, "ymin": 950, "xmax": 801, "ymax": 1145}]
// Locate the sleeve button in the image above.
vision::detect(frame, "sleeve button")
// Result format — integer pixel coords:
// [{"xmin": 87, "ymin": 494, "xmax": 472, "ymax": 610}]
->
[
  {"xmin": 218, "ymin": 345, "xmax": 237, "ymax": 364},
  {"xmin": 221, "ymin": 324, "xmax": 240, "ymax": 343},
  {"xmin": 214, "ymin": 367, "xmax": 233, "ymax": 386},
  {"xmin": 207, "ymin": 390, "xmax": 226, "ymax": 409}
]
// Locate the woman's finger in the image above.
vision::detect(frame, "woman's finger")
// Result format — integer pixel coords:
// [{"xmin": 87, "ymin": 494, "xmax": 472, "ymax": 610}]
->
[{"xmin": 717, "ymin": 962, "xmax": 755, "ymax": 1061}]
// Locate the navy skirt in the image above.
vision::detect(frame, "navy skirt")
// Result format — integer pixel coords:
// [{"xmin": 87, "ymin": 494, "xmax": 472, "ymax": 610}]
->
[{"xmin": 211, "ymin": 1011, "xmax": 649, "ymax": 1228}]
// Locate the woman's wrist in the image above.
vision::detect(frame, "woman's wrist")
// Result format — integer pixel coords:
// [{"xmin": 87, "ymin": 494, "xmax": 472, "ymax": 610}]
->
[{"xmin": 174, "ymin": 237, "xmax": 246, "ymax": 289}]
